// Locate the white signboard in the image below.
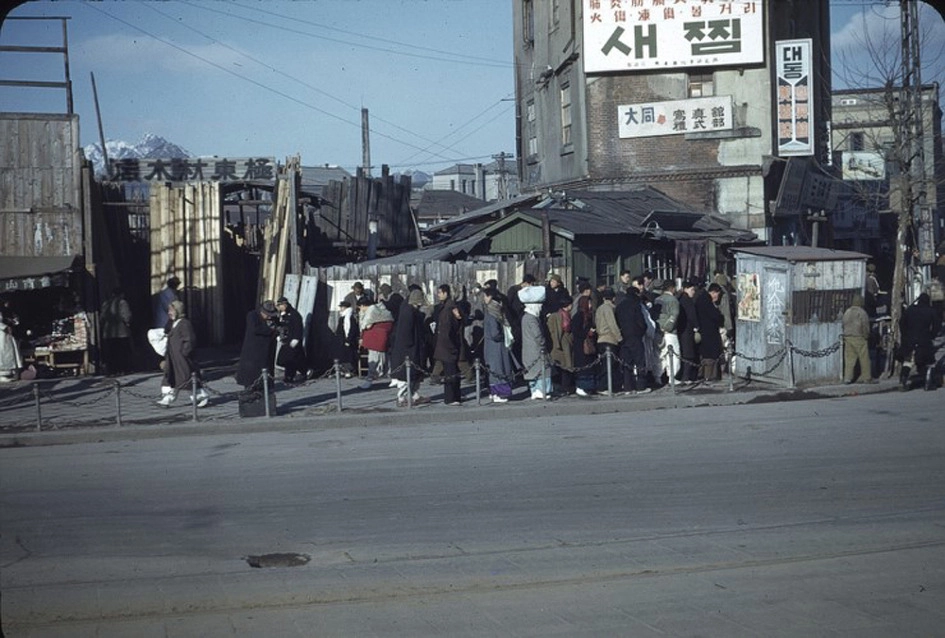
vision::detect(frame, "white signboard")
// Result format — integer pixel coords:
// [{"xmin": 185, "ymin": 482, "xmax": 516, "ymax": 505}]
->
[
  {"xmin": 842, "ymin": 151, "xmax": 886, "ymax": 181},
  {"xmin": 583, "ymin": 0, "xmax": 765, "ymax": 73},
  {"xmin": 776, "ymin": 38, "xmax": 814, "ymax": 156},
  {"xmin": 618, "ymin": 96, "xmax": 733, "ymax": 138}
]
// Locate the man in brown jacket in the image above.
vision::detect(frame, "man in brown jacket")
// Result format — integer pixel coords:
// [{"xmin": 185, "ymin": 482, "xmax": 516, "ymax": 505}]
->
[{"xmin": 842, "ymin": 294, "xmax": 873, "ymax": 384}]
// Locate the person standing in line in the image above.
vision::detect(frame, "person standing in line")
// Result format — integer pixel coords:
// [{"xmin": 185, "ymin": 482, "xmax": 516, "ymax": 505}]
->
[
  {"xmin": 505, "ymin": 274, "xmax": 535, "ymax": 367},
  {"xmin": 357, "ymin": 297, "xmax": 394, "ymax": 387},
  {"xmin": 334, "ymin": 300, "xmax": 360, "ymax": 378},
  {"xmin": 275, "ymin": 296, "xmax": 305, "ymax": 384},
  {"xmin": 434, "ymin": 284, "xmax": 464, "ymax": 405},
  {"xmin": 481, "ymin": 286, "xmax": 514, "ymax": 403},
  {"xmin": 520, "ymin": 285, "xmax": 551, "ymax": 399},
  {"xmin": 654, "ymin": 279, "xmax": 680, "ymax": 387},
  {"xmin": 547, "ymin": 297, "xmax": 575, "ymax": 396},
  {"xmin": 695, "ymin": 284, "xmax": 725, "ymax": 382},
  {"xmin": 100, "ymin": 287, "xmax": 133, "ymax": 375},
  {"xmin": 594, "ymin": 288, "xmax": 623, "ymax": 394},
  {"xmin": 389, "ymin": 289, "xmax": 430, "ymax": 406},
  {"xmin": 571, "ymin": 295, "xmax": 598, "ymax": 396},
  {"xmin": 614, "ymin": 270, "xmax": 633, "ymax": 303},
  {"xmin": 153, "ymin": 276, "xmax": 181, "ymax": 329},
  {"xmin": 614, "ymin": 284, "xmax": 649, "ymax": 394},
  {"xmin": 677, "ymin": 280, "xmax": 701, "ymax": 384},
  {"xmin": 543, "ymin": 273, "xmax": 571, "ymax": 319},
  {"xmin": 157, "ymin": 300, "xmax": 209, "ymax": 407},
  {"xmin": 842, "ymin": 293, "xmax": 873, "ymax": 384},
  {"xmin": 235, "ymin": 301, "xmax": 279, "ymax": 390}
]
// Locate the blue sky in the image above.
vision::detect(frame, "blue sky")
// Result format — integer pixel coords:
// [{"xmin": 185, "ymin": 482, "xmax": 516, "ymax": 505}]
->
[{"xmin": 1, "ymin": 1, "xmax": 943, "ymax": 174}]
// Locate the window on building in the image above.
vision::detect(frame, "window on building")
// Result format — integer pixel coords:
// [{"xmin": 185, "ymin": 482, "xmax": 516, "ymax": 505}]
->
[
  {"xmin": 450, "ymin": 179, "xmax": 455, "ymax": 190},
  {"xmin": 850, "ymin": 132, "xmax": 865, "ymax": 151},
  {"xmin": 471, "ymin": 180, "xmax": 476, "ymax": 197},
  {"xmin": 688, "ymin": 72, "xmax": 714, "ymax": 98},
  {"xmin": 523, "ymin": 0, "xmax": 534, "ymax": 45},
  {"xmin": 596, "ymin": 254, "xmax": 617, "ymax": 288},
  {"xmin": 461, "ymin": 179, "xmax": 468, "ymax": 194},
  {"xmin": 526, "ymin": 99, "xmax": 538, "ymax": 157},
  {"xmin": 560, "ymin": 83, "xmax": 572, "ymax": 147}
]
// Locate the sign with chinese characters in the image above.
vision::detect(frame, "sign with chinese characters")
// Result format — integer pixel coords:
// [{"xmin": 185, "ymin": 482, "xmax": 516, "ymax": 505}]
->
[
  {"xmin": 583, "ymin": 0, "xmax": 765, "ymax": 73},
  {"xmin": 109, "ymin": 157, "xmax": 276, "ymax": 182},
  {"xmin": 2, "ymin": 273, "xmax": 69, "ymax": 292},
  {"xmin": 776, "ymin": 38, "xmax": 814, "ymax": 156},
  {"xmin": 617, "ymin": 96, "xmax": 733, "ymax": 138}
]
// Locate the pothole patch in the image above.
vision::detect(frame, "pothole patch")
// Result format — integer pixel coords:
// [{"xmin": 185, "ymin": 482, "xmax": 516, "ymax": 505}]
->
[{"xmin": 245, "ymin": 552, "xmax": 311, "ymax": 568}]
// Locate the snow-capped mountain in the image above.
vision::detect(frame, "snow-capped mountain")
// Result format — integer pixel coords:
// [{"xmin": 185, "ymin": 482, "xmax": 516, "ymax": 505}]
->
[
  {"xmin": 399, "ymin": 169, "xmax": 431, "ymax": 189},
  {"xmin": 83, "ymin": 133, "xmax": 192, "ymax": 176}
]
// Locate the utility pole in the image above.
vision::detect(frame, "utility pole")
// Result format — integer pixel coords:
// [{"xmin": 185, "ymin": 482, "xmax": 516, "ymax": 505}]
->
[
  {"xmin": 361, "ymin": 107, "xmax": 372, "ymax": 177},
  {"xmin": 492, "ymin": 151, "xmax": 513, "ymax": 200}
]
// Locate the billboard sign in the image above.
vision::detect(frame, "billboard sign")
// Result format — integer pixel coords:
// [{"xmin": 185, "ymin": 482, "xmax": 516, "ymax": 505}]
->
[
  {"xmin": 583, "ymin": 0, "xmax": 765, "ymax": 73},
  {"xmin": 617, "ymin": 96, "xmax": 733, "ymax": 138},
  {"xmin": 109, "ymin": 157, "xmax": 277, "ymax": 182},
  {"xmin": 776, "ymin": 38, "xmax": 814, "ymax": 156}
]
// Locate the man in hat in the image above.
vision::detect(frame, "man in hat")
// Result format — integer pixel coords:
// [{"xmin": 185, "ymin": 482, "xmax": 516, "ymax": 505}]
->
[
  {"xmin": 654, "ymin": 279, "xmax": 680, "ymax": 386},
  {"xmin": 275, "ymin": 296, "xmax": 305, "ymax": 384},
  {"xmin": 236, "ymin": 300, "xmax": 279, "ymax": 390},
  {"xmin": 334, "ymin": 300, "xmax": 359, "ymax": 378},
  {"xmin": 153, "ymin": 275, "xmax": 181, "ymax": 329},
  {"xmin": 676, "ymin": 279, "xmax": 701, "ymax": 384}
]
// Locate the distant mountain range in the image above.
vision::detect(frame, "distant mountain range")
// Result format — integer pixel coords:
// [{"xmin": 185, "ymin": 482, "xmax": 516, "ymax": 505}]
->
[{"xmin": 83, "ymin": 133, "xmax": 192, "ymax": 176}]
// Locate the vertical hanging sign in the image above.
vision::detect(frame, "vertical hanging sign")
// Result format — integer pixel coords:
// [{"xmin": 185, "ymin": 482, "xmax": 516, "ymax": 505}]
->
[{"xmin": 776, "ymin": 39, "xmax": 814, "ymax": 156}]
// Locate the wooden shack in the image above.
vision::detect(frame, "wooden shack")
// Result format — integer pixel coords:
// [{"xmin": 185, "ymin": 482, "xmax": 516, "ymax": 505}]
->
[{"xmin": 733, "ymin": 246, "xmax": 868, "ymax": 386}]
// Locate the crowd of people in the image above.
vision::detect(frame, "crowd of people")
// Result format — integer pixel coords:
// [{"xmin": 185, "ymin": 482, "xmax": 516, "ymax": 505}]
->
[{"xmin": 219, "ymin": 273, "xmax": 740, "ymax": 408}]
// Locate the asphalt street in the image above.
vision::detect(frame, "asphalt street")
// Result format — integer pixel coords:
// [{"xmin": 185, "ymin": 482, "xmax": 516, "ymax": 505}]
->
[{"xmin": 2, "ymin": 389, "xmax": 943, "ymax": 636}]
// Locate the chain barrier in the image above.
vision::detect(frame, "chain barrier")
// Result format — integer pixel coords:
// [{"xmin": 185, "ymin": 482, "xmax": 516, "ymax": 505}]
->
[{"xmin": 789, "ymin": 340, "xmax": 841, "ymax": 359}]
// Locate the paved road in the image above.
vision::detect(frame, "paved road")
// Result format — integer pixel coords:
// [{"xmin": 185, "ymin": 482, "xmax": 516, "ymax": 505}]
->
[{"xmin": 2, "ymin": 390, "xmax": 944, "ymax": 636}]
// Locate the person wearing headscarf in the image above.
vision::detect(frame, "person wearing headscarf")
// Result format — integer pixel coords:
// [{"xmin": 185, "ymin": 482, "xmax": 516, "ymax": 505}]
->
[
  {"xmin": 389, "ymin": 289, "xmax": 430, "ymax": 406},
  {"xmin": 481, "ymin": 286, "xmax": 514, "ymax": 403},
  {"xmin": 236, "ymin": 300, "xmax": 279, "ymax": 390},
  {"xmin": 520, "ymin": 284, "xmax": 551, "ymax": 399},
  {"xmin": 157, "ymin": 300, "xmax": 208, "ymax": 407}
]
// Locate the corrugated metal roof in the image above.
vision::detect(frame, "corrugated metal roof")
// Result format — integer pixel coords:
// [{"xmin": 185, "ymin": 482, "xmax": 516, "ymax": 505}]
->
[
  {"xmin": 359, "ymin": 233, "xmax": 488, "ymax": 266},
  {"xmin": 425, "ymin": 193, "xmax": 544, "ymax": 231},
  {"xmin": 733, "ymin": 246, "xmax": 870, "ymax": 261}
]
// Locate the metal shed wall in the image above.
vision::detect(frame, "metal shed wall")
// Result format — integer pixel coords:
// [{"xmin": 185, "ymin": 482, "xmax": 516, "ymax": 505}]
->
[{"xmin": 734, "ymin": 250, "xmax": 866, "ymax": 386}]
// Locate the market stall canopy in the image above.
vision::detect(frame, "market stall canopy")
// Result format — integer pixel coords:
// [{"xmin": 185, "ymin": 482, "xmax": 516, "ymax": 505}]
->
[{"xmin": 0, "ymin": 255, "xmax": 82, "ymax": 291}]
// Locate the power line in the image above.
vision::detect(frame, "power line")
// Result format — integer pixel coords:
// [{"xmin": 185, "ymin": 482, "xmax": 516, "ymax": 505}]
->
[{"xmin": 84, "ymin": 3, "xmax": 500, "ymax": 161}]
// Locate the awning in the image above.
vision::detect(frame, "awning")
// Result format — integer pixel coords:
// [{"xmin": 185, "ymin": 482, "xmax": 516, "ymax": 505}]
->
[{"xmin": 0, "ymin": 255, "xmax": 81, "ymax": 291}]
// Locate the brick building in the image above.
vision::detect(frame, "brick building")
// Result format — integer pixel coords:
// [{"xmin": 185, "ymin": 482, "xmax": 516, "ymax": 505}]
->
[{"xmin": 512, "ymin": 0, "xmax": 832, "ymax": 242}]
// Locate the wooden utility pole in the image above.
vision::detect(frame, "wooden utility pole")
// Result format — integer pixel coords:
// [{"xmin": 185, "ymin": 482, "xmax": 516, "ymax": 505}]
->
[{"xmin": 361, "ymin": 108, "xmax": 372, "ymax": 178}]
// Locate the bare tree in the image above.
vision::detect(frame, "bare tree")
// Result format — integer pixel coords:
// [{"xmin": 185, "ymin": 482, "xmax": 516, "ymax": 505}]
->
[{"xmin": 832, "ymin": 0, "xmax": 944, "ymax": 376}]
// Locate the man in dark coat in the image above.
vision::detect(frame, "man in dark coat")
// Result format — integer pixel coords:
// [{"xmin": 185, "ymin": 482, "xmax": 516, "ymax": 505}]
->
[
  {"xmin": 695, "ymin": 284, "xmax": 725, "ymax": 381},
  {"xmin": 236, "ymin": 301, "xmax": 278, "ymax": 390},
  {"xmin": 614, "ymin": 286, "xmax": 649, "ymax": 393},
  {"xmin": 434, "ymin": 284, "xmax": 464, "ymax": 405},
  {"xmin": 677, "ymin": 280, "xmax": 701, "ymax": 383},
  {"xmin": 389, "ymin": 289, "xmax": 429, "ymax": 406},
  {"xmin": 275, "ymin": 296, "xmax": 305, "ymax": 383},
  {"xmin": 899, "ymin": 293, "xmax": 942, "ymax": 389}
]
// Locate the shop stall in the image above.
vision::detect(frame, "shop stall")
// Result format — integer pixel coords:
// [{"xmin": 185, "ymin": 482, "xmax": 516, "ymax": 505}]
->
[{"xmin": 0, "ymin": 255, "xmax": 90, "ymax": 377}]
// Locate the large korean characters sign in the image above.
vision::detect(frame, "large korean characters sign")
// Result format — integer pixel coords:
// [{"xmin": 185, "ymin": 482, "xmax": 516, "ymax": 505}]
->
[
  {"xmin": 583, "ymin": 0, "xmax": 765, "ymax": 73},
  {"xmin": 776, "ymin": 38, "xmax": 814, "ymax": 156}
]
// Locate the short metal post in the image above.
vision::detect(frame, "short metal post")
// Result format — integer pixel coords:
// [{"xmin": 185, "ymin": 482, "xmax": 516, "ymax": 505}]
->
[
  {"xmin": 727, "ymin": 345, "xmax": 735, "ymax": 393},
  {"xmin": 475, "ymin": 358, "xmax": 482, "ymax": 405},
  {"xmin": 262, "ymin": 368, "xmax": 272, "ymax": 417},
  {"xmin": 668, "ymin": 346, "xmax": 677, "ymax": 395},
  {"xmin": 191, "ymin": 372, "xmax": 199, "ymax": 422},
  {"xmin": 405, "ymin": 356, "xmax": 413, "ymax": 409},
  {"xmin": 786, "ymin": 341, "xmax": 796, "ymax": 389},
  {"xmin": 333, "ymin": 360, "xmax": 343, "ymax": 411},
  {"xmin": 605, "ymin": 346, "xmax": 614, "ymax": 396},
  {"xmin": 115, "ymin": 380, "xmax": 122, "ymax": 427},
  {"xmin": 539, "ymin": 352, "xmax": 547, "ymax": 396},
  {"xmin": 33, "ymin": 382, "xmax": 42, "ymax": 431}
]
